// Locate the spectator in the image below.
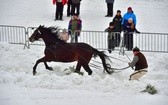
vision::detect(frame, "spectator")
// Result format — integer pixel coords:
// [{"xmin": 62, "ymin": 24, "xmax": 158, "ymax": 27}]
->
[
  {"xmin": 112, "ymin": 10, "xmax": 122, "ymax": 47},
  {"xmin": 53, "ymin": 0, "xmax": 67, "ymax": 21},
  {"xmin": 67, "ymin": 0, "xmax": 72, "ymax": 17},
  {"xmin": 122, "ymin": 7, "xmax": 137, "ymax": 50},
  {"xmin": 128, "ymin": 47, "xmax": 148, "ymax": 81},
  {"xmin": 122, "ymin": 7, "xmax": 137, "ymax": 26},
  {"xmin": 68, "ymin": 13, "xmax": 82, "ymax": 43},
  {"xmin": 105, "ymin": 22, "xmax": 115, "ymax": 53},
  {"xmin": 105, "ymin": 0, "xmax": 115, "ymax": 17},
  {"xmin": 123, "ymin": 18, "xmax": 135, "ymax": 50},
  {"xmin": 59, "ymin": 29, "xmax": 69, "ymax": 42},
  {"xmin": 71, "ymin": 0, "xmax": 82, "ymax": 16}
]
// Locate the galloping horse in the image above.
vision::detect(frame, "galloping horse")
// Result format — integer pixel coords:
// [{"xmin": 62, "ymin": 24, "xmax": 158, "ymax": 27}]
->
[{"xmin": 29, "ymin": 25, "xmax": 112, "ymax": 75}]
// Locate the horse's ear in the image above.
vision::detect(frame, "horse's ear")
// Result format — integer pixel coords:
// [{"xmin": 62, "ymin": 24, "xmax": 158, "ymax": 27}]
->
[
  {"xmin": 39, "ymin": 25, "xmax": 44, "ymax": 29},
  {"xmin": 39, "ymin": 25, "xmax": 41, "ymax": 28}
]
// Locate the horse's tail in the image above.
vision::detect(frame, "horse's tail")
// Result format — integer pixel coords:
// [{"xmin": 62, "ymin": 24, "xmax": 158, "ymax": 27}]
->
[{"xmin": 93, "ymin": 48, "xmax": 112, "ymax": 74}]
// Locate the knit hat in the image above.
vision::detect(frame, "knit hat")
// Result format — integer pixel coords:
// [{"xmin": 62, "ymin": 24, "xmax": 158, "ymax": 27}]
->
[
  {"xmin": 109, "ymin": 22, "xmax": 114, "ymax": 26},
  {"xmin": 128, "ymin": 7, "xmax": 132, "ymax": 11},
  {"xmin": 133, "ymin": 47, "xmax": 140, "ymax": 52},
  {"xmin": 117, "ymin": 10, "xmax": 121, "ymax": 13}
]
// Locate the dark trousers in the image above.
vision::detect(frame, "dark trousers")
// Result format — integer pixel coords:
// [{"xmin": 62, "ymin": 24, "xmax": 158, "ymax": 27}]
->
[
  {"xmin": 67, "ymin": 1, "xmax": 72, "ymax": 16},
  {"xmin": 124, "ymin": 33, "xmax": 133, "ymax": 50},
  {"xmin": 71, "ymin": 3, "xmax": 80, "ymax": 16},
  {"xmin": 55, "ymin": 2, "xmax": 64, "ymax": 20},
  {"xmin": 115, "ymin": 33, "xmax": 121, "ymax": 47},
  {"xmin": 106, "ymin": 3, "xmax": 114, "ymax": 16},
  {"xmin": 108, "ymin": 35, "xmax": 115, "ymax": 53}
]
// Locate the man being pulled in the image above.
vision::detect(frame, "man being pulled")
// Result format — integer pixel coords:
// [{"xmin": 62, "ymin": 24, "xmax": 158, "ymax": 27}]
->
[{"xmin": 128, "ymin": 47, "xmax": 148, "ymax": 81}]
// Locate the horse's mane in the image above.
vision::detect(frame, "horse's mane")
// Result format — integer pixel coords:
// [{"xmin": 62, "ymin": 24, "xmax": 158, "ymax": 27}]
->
[{"xmin": 42, "ymin": 26, "xmax": 66, "ymax": 43}]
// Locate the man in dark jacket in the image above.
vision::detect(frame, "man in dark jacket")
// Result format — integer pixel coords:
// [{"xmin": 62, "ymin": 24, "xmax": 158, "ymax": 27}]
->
[
  {"xmin": 112, "ymin": 10, "xmax": 122, "ymax": 47},
  {"xmin": 128, "ymin": 47, "xmax": 148, "ymax": 81},
  {"xmin": 105, "ymin": 0, "xmax": 115, "ymax": 17}
]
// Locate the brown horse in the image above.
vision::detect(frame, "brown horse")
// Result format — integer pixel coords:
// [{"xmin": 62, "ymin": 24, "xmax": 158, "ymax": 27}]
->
[{"xmin": 29, "ymin": 25, "xmax": 112, "ymax": 75}]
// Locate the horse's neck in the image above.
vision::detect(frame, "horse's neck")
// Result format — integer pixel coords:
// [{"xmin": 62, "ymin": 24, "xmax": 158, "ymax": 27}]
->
[{"xmin": 42, "ymin": 33, "xmax": 58, "ymax": 47}]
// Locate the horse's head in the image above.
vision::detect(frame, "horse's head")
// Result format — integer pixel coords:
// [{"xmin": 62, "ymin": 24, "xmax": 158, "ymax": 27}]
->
[{"xmin": 29, "ymin": 25, "xmax": 44, "ymax": 42}]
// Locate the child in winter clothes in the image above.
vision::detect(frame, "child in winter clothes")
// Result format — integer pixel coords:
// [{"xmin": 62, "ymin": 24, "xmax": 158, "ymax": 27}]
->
[
  {"xmin": 68, "ymin": 13, "xmax": 82, "ymax": 43},
  {"xmin": 105, "ymin": 22, "xmax": 115, "ymax": 53}
]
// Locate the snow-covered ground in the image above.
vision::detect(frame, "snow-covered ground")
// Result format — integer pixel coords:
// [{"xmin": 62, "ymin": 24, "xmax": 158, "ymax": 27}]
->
[{"xmin": 0, "ymin": 0, "xmax": 168, "ymax": 105}]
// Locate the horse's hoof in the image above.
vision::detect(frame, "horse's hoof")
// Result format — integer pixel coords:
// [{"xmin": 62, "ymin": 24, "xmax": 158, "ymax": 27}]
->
[
  {"xmin": 33, "ymin": 71, "xmax": 37, "ymax": 76},
  {"xmin": 47, "ymin": 67, "xmax": 54, "ymax": 71},
  {"xmin": 74, "ymin": 70, "xmax": 84, "ymax": 76}
]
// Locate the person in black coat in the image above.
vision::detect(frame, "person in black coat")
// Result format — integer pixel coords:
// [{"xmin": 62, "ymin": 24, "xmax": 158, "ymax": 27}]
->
[{"xmin": 112, "ymin": 10, "xmax": 122, "ymax": 47}]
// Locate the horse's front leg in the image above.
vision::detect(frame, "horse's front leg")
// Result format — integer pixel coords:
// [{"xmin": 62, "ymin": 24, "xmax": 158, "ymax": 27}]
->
[
  {"xmin": 33, "ymin": 57, "xmax": 45, "ymax": 75},
  {"xmin": 44, "ymin": 62, "xmax": 53, "ymax": 71}
]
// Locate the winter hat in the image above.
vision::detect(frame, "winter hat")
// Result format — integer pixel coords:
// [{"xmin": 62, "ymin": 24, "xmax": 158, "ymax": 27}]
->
[
  {"xmin": 128, "ymin": 7, "xmax": 132, "ymax": 11},
  {"xmin": 133, "ymin": 47, "xmax": 140, "ymax": 52},
  {"xmin": 109, "ymin": 22, "xmax": 114, "ymax": 26}
]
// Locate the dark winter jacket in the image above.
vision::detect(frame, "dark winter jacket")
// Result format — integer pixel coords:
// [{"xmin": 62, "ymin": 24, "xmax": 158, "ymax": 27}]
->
[
  {"xmin": 106, "ymin": 0, "xmax": 115, "ymax": 3},
  {"xmin": 105, "ymin": 27, "xmax": 115, "ymax": 38},
  {"xmin": 123, "ymin": 22, "xmax": 135, "ymax": 33},
  {"xmin": 112, "ymin": 15, "xmax": 122, "ymax": 32},
  {"xmin": 135, "ymin": 52, "xmax": 148, "ymax": 70},
  {"xmin": 129, "ymin": 52, "xmax": 148, "ymax": 70}
]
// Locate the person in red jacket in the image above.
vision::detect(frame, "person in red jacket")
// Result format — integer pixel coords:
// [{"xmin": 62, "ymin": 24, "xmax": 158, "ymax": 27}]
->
[
  {"xmin": 53, "ymin": 0, "xmax": 67, "ymax": 21},
  {"xmin": 128, "ymin": 47, "xmax": 148, "ymax": 81}
]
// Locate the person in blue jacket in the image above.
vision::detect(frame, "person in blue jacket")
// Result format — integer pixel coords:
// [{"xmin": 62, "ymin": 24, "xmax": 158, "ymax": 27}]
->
[
  {"xmin": 122, "ymin": 7, "xmax": 138, "ymax": 50},
  {"xmin": 122, "ymin": 7, "xmax": 136, "ymax": 26}
]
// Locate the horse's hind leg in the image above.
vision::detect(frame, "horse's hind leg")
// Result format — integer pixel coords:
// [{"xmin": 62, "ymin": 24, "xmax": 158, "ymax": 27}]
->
[
  {"xmin": 44, "ymin": 62, "xmax": 53, "ymax": 71},
  {"xmin": 83, "ymin": 64, "xmax": 92, "ymax": 75}
]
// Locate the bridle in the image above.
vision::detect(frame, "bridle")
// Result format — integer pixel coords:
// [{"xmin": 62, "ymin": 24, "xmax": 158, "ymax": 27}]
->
[{"xmin": 37, "ymin": 30, "xmax": 42, "ymax": 35}]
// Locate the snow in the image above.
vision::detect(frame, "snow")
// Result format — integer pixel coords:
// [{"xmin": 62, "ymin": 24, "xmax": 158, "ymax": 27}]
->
[{"xmin": 0, "ymin": 0, "xmax": 168, "ymax": 105}]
